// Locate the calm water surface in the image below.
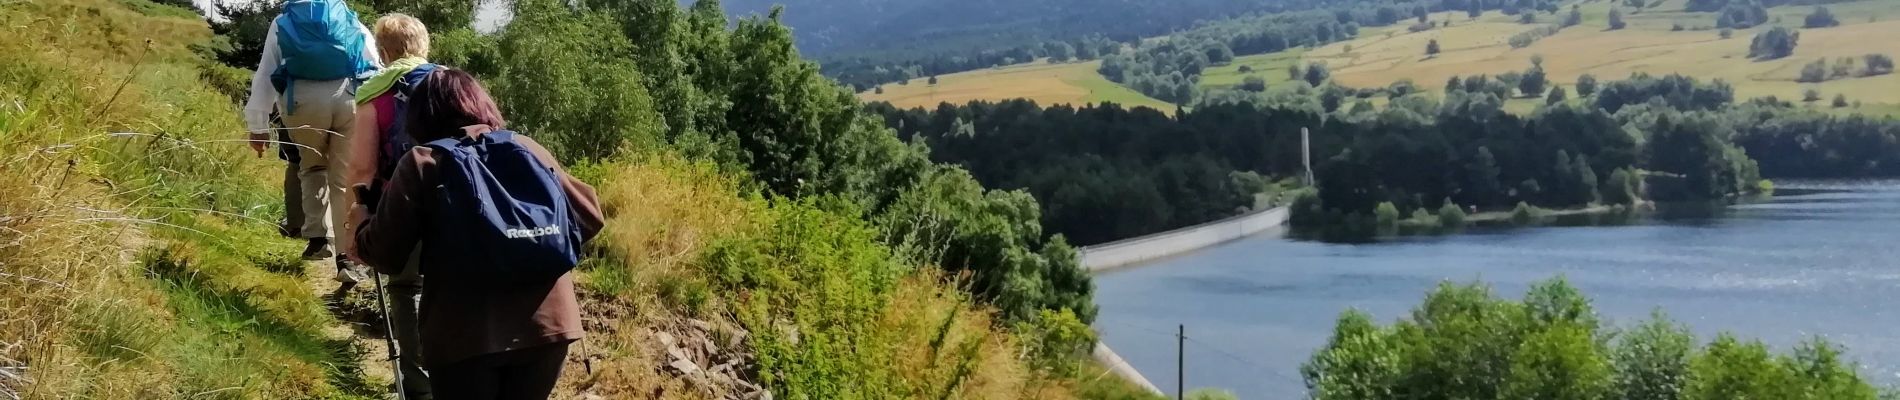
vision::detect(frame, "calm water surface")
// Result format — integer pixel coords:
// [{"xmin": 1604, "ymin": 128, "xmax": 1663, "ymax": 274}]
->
[{"xmin": 1095, "ymin": 181, "xmax": 1900, "ymax": 399}]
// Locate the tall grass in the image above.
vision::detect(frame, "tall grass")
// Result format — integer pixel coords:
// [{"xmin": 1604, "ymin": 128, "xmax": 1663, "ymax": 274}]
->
[
  {"xmin": 570, "ymin": 157, "xmax": 1090, "ymax": 398},
  {"xmin": 1, "ymin": 0, "xmax": 376, "ymax": 397}
]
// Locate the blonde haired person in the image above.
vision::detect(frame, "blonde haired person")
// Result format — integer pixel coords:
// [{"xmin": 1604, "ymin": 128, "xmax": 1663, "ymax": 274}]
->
[{"xmin": 346, "ymin": 13, "xmax": 434, "ymax": 399}]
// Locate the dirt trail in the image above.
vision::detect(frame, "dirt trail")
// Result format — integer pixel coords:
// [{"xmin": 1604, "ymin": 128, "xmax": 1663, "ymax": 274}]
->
[{"xmin": 306, "ymin": 258, "xmax": 398, "ymax": 397}]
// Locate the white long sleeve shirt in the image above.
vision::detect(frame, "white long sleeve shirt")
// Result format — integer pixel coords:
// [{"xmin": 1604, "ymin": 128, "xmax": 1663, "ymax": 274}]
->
[{"xmin": 242, "ymin": 19, "xmax": 383, "ymax": 133}]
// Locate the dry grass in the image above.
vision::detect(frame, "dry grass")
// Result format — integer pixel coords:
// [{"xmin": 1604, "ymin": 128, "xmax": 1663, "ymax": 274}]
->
[
  {"xmin": 563, "ymin": 156, "xmax": 1085, "ymax": 399},
  {"xmin": 0, "ymin": 0, "xmax": 377, "ymax": 398},
  {"xmin": 859, "ymin": 59, "xmax": 1175, "ymax": 111},
  {"xmin": 1307, "ymin": 1, "xmax": 1900, "ymax": 107}
]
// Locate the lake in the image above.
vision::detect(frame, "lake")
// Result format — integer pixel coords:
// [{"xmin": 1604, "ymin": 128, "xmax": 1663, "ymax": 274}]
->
[{"xmin": 1094, "ymin": 181, "xmax": 1900, "ymax": 398}]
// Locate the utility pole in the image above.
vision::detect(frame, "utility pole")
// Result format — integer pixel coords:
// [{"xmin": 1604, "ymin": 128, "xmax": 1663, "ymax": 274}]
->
[
  {"xmin": 1177, "ymin": 324, "xmax": 1186, "ymax": 400},
  {"xmin": 1301, "ymin": 127, "xmax": 1314, "ymax": 186}
]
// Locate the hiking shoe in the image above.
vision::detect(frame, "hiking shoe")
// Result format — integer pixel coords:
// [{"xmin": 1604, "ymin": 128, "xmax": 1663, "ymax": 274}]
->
[
  {"xmin": 278, "ymin": 221, "xmax": 298, "ymax": 238},
  {"xmin": 301, "ymin": 237, "xmax": 333, "ymax": 261},
  {"xmin": 334, "ymin": 257, "xmax": 366, "ymax": 284}
]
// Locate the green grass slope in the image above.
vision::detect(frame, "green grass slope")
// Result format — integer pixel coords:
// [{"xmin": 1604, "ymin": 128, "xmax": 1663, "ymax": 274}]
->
[{"xmin": 0, "ymin": 0, "xmax": 1161, "ymax": 399}]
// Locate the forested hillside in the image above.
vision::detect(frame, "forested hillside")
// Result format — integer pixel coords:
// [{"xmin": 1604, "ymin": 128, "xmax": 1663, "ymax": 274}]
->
[{"xmin": 876, "ymin": 68, "xmax": 1900, "ymax": 243}]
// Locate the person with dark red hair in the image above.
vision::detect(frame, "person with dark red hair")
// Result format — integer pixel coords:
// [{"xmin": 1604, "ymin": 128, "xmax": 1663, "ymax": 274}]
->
[{"xmin": 350, "ymin": 69, "xmax": 603, "ymax": 399}]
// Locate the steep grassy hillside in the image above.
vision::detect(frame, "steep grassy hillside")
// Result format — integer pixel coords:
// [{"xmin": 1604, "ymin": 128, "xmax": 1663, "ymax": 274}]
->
[
  {"xmin": 859, "ymin": 59, "xmax": 1175, "ymax": 111},
  {"xmin": 1, "ymin": 0, "xmax": 375, "ymax": 397},
  {"xmin": 0, "ymin": 0, "xmax": 1158, "ymax": 398}
]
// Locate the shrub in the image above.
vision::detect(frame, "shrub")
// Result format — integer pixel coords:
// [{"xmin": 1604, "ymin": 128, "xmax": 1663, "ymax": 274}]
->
[
  {"xmin": 1290, "ymin": 189, "xmax": 1326, "ymax": 226},
  {"xmin": 1374, "ymin": 201, "xmax": 1401, "ymax": 227},
  {"xmin": 1604, "ymin": 168, "xmax": 1639, "ymax": 205},
  {"xmin": 1799, "ymin": 59, "xmax": 1828, "ymax": 83},
  {"xmin": 1408, "ymin": 208, "xmax": 1440, "ymax": 228},
  {"xmin": 1865, "ymin": 54, "xmax": 1895, "ymax": 76},
  {"xmin": 1609, "ymin": 8, "xmax": 1627, "ymax": 30},
  {"xmin": 1438, "ymin": 200, "xmax": 1468, "ymax": 227},
  {"xmin": 1241, "ymin": 75, "xmax": 1268, "ymax": 92},
  {"xmin": 1749, "ymin": 27, "xmax": 1799, "ymax": 60},
  {"xmin": 1833, "ymin": 94, "xmax": 1849, "ymax": 108},
  {"xmin": 1511, "ymin": 201, "xmax": 1542, "ymax": 225},
  {"xmin": 1306, "ymin": 281, "xmax": 1883, "ymax": 400},
  {"xmin": 1805, "ymin": 6, "xmax": 1840, "ymax": 28},
  {"xmin": 1804, "ymin": 89, "xmax": 1822, "ymax": 103},
  {"xmin": 1612, "ymin": 313, "xmax": 1694, "ymax": 400},
  {"xmin": 1237, "ymin": 64, "xmax": 1254, "ymax": 73},
  {"xmin": 1576, "ymin": 74, "xmax": 1598, "ymax": 96},
  {"xmin": 1015, "ymin": 308, "xmax": 1096, "ymax": 377}
]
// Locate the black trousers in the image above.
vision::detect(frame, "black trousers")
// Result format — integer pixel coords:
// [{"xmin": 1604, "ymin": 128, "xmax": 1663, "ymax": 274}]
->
[{"xmin": 430, "ymin": 342, "xmax": 570, "ymax": 400}]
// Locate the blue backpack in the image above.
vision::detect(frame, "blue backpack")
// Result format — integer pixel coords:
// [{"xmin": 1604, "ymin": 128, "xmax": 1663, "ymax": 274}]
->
[
  {"xmin": 271, "ymin": 0, "xmax": 377, "ymax": 112},
  {"xmin": 375, "ymin": 63, "xmax": 440, "ymax": 185},
  {"xmin": 421, "ymin": 131, "xmax": 582, "ymax": 284}
]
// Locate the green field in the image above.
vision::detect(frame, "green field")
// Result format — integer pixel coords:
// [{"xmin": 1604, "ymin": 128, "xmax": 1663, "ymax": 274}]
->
[
  {"xmin": 860, "ymin": 59, "xmax": 1176, "ymax": 110},
  {"xmin": 867, "ymin": 1, "xmax": 1900, "ymax": 116},
  {"xmin": 1199, "ymin": 49, "xmax": 1308, "ymax": 89},
  {"xmin": 1307, "ymin": 0, "xmax": 1900, "ymax": 111}
]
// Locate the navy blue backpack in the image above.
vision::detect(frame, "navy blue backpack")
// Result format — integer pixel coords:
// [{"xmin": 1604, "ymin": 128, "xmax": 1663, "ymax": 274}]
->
[
  {"xmin": 375, "ymin": 63, "xmax": 440, "ymax": 186},
  {"xmin": 422, "ymin": 131, "xmax": 581, "ymax": 284}
]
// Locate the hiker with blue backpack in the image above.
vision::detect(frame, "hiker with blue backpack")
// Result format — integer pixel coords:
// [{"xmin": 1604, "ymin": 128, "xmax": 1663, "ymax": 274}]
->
[
  {"xmin": 242, "ymin": 0, "xmax": 381, "ymax": 281},
  {"xmin": 342, "ymin": 13, "xmax": 436, "ymax": 399},
  {"xmin": 351, "ymin": 69, "xmax": 604, "ymax": 399}
]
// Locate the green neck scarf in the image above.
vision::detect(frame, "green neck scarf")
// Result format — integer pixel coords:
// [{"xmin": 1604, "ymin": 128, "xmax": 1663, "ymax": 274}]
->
[{"xmin": 354, "ymin": 57, "xmax": 430, "ymax": 105}]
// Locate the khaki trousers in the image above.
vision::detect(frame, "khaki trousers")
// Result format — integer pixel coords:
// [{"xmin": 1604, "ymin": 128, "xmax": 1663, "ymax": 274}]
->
[{"xmin": 280, "ymin": 78, "xmax": 356, "ymax": 254}]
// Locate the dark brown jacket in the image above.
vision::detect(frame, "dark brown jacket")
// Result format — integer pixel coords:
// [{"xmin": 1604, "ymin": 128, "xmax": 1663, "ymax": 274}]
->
[{"xmin": 353, "ymin": 132, "xmax": 604, "ymax": 368}]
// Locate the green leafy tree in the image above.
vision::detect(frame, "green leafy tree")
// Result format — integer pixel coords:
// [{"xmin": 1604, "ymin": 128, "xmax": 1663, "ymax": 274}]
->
[
  {"xmin": 1805, "ymin": 6, "xmax": 1840, "ymax": 28},
  {"xmin": 1304, "ymin": 63, "xmax": 1332, "ymax": 86},
  {"xmin": 1612, "ymin": 313, "xmax": 1694, "ymax": 400},
  {"xmin": 1566, "ymin": 5, "xmax": 1583, "ymax": 27},
  {"xmin": 1302, "ymin": 310, "xmax": 1400, "ymax": 399},
  {"xmin": 490, "ymin": 0, "xmax": 664, "ymax": 163},
  {"xmin": 1576, "ymin": 74, "xmax": 1599, "ymax": 96},
  {"xmin": 1374, "ymin": 202, "xmax": 1400, "ymax": 227},
  {"xmin": 1520, "ymin": 65, "xmax": 1548, "ymax": 97},
  {"xmin": 1437, "ymin": 200, "xmax": 1467, "ymax": 227},
  {"xmin": 1833, "ymin": 94, "xmax": 1850, "ymax": 108},
  {"xmin": 1426, "ymin": 39, "xmax": 1441, "ymax": 56},
  {"xmin": 1786, "ymin": 338, "xmax": 1879, "ymax": 400},
  {"xmin": 1547, "ymin": 85, "xmax": 1568, "ymax": 105},
  {"xmin": 1520, "ymin": 11, "xmax": 1538, "ymax": 24},
  {"xmin": 1604, "ymin": 168, "xmax": 1639, "ymax": 205},
  {"xmin": 1750, "ymin": 27, "xmax": 1800, "ymax": 60},
  {"xmin": 1800, "ymin": 59, "xmax": 1829, "ymax": 83},
  {"xmin": 1609, "ymin": 8, "xmax": 1627, "ymax": 30},
  {"xmin": 1804, "ymin": 88, "xmax": 1822, "ymax": 102},
  {"xmin": 1503, "ymin": 324, "xmax": 1613, "ymax": 400},
  {"xmin": 1865, "ymin": 54, "xmax": 1895, "ymax": 76},
  {"xmin": 1241, "ymin": 75, "xmax": 1268, "ymax": 92},
  {"xmin": 1685, "ymin": 335, "xmax": 1798, "ymax": 400}
]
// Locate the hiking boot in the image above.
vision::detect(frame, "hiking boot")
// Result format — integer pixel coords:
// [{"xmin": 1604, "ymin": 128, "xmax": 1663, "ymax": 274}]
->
[
  {"xmin": 334, "ymin": 257, "xmax": 366, "ymax": 284},
  {"xmin": 301, "ymin": 237, "xmax": 333, "ymax": 261}
]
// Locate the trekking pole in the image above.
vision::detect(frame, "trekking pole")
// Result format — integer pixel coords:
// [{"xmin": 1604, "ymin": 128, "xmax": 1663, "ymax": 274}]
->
[{"xmin": 368, "ymin": 271, "xmax": 408, "ymax": 400}]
